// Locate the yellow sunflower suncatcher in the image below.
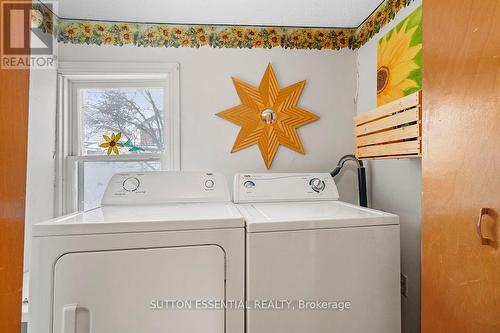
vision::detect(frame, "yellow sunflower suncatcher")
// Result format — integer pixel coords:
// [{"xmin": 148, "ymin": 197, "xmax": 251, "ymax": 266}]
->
[
  {"xmin": 99, "ymin": 132, "xmax": 122, "ymax": 155},
  {"xmin": 377, "ymin": 6, "xmax": 422, "ymax": 106}
]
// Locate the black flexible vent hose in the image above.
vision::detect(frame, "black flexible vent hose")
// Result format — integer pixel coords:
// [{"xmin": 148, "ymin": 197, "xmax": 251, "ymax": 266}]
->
[{"xmin": 330, "ymin": 154, "xmax": 368, "ymax": 207}]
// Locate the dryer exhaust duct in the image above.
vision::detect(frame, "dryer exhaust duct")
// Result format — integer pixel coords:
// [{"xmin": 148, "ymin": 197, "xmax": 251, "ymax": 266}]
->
[{"xmin": 330, "ymin": 154, "xmax": 368, "ymax": 208}]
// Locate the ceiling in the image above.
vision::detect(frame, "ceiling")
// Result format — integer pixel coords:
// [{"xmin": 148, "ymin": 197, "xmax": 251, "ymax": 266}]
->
[{"xmin": 44, "ymin": 0, "xmax": 383, "ymax": 28}]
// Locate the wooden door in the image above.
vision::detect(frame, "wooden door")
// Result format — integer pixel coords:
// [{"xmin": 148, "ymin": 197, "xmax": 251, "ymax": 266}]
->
[
  {"xmin": 422, "ymin": 0, "xmax": 500, "ymax": 332},
  {"xmin": 0, "ymin": 0, "xmax": 30, "ymax": 332}
]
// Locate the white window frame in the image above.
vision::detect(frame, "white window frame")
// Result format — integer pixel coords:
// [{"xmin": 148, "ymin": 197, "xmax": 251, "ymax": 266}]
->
[{"xmin": 55, "ymin": 62, "xmax": 180, "ymax": 215}]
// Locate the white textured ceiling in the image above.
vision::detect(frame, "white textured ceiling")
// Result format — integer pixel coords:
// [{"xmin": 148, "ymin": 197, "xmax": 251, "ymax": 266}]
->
[{"xmin": 45, "ymin": 0, "xmax": 383, "ymax": 28}]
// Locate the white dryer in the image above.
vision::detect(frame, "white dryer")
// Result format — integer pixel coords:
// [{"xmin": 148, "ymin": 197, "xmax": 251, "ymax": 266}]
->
[
  {"xmin": 29, "ymin": 172, "xmax": 244, "ymax": 333},
  {"xmin": 234, "ymin": 173, "xmax": 401, "ymax": 333}
]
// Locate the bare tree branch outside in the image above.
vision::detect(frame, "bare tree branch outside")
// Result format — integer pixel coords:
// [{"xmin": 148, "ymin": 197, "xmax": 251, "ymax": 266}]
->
[{"xmin": 82, "ymin": 87, "xmax": 164, "ymax": 155}]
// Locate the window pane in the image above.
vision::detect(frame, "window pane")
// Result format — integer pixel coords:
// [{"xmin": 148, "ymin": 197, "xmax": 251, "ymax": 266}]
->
[
  {"xmin": 80, "ymin": 160, "xmax": 161, "ymax": 211},
  {"xmin": 81, "ymin": 87, "xmax": 164, "ymax": 155}
]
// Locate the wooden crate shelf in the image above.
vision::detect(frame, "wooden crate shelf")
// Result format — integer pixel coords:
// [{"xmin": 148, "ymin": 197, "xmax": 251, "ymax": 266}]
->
[{"xmin": 354, "ymin": 91, "xmax": 422, "ymax": 160}]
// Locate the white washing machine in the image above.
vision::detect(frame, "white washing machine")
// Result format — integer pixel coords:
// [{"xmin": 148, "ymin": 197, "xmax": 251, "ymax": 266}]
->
[
  {"xmin": 234, "ymin": 173, "xmax": 401, "ymax": 333},
  {"xmin": 29, "ymin": 171, "xmax": 244, "ymax": 333}
]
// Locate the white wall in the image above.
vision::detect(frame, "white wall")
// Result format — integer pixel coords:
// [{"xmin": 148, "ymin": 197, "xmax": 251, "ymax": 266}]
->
[
  {"xmin": 57, "ymin": 44, "xmax": 359, "ymax": 200},
  {"xmin": 24, "ymin": 69, "xmax": 57, "ymax": 271},
  {"xmin": 25, "ymin": 45, "xmax": 360, "ymax": 268},
  {"xmin": 355, "ymin": 2, "xmax": 422, "ymax": 333}
]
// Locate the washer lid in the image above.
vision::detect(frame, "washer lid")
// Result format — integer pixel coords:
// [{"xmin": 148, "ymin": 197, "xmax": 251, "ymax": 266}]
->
[
  {"xmin": 237, "ymin": 201, "xmax": 399, "ymax": 232},
  {"xmin": 33, "ymin": 203, "xmax": 244, "ymax": 236}
]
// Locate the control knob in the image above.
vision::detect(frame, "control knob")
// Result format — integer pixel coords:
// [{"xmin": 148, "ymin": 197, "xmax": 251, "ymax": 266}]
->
[
  {"xmin": 309, "ymin": 178, "xmax": 325, "ymax": 192},
  {"xmin": 122, "ymin": 177, "xmax": 140, "ymax": 192},
  {"xmin": 244, "ymin": 181, "xmax": 256, "ymax": 188}
]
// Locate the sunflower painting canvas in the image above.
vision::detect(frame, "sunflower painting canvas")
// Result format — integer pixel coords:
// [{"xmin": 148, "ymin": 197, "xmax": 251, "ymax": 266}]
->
[{"xmin": 377, "ymin": 6, "xmax": 422, "ymax": 106}]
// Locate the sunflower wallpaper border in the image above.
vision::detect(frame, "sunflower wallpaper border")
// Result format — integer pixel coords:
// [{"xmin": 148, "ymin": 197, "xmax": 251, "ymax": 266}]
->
[
  {"xmin": 352, "ymin": 0, "xmax": 415, "ymax": 48},
  {"xmin": 377, "ymin": 6, "xmax": 422, "ymax": 106},
  {"xmin": 33, "ymin": 0, "xmax": 416, "ymax": 51},
  {"xmin": 58, "ymin": 23, "xmax": 353, "ymax": 50}
]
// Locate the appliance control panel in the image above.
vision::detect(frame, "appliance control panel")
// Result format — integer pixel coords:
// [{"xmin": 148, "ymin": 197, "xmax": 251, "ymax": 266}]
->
[
  {"xmin": 233, "ymin": 173, "xmax": 339, "ymax": 203},
  {"xmin": 101, "ymin": 171, "xmax": 230, "ymax": 205}
]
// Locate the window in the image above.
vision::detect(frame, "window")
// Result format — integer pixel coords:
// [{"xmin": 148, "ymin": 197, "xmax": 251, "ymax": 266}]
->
[
  {"xmin": 81, "ymin": 86, "xmax": 165, "ymax": 155},
  {"xmin": 56, "ymin": 62, "xmax": 180, "ymax": 213}
]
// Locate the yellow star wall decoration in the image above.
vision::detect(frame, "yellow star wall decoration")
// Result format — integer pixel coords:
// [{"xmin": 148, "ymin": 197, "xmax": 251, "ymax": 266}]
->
[{"xmin": 216, "ymin": 64, "xmax": 319, "ymax": 169}]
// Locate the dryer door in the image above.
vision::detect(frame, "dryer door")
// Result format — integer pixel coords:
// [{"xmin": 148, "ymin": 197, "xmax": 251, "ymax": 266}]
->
[{"xmin": 53, "ymin": 245, "xmax": 225, "ymax": 333}]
